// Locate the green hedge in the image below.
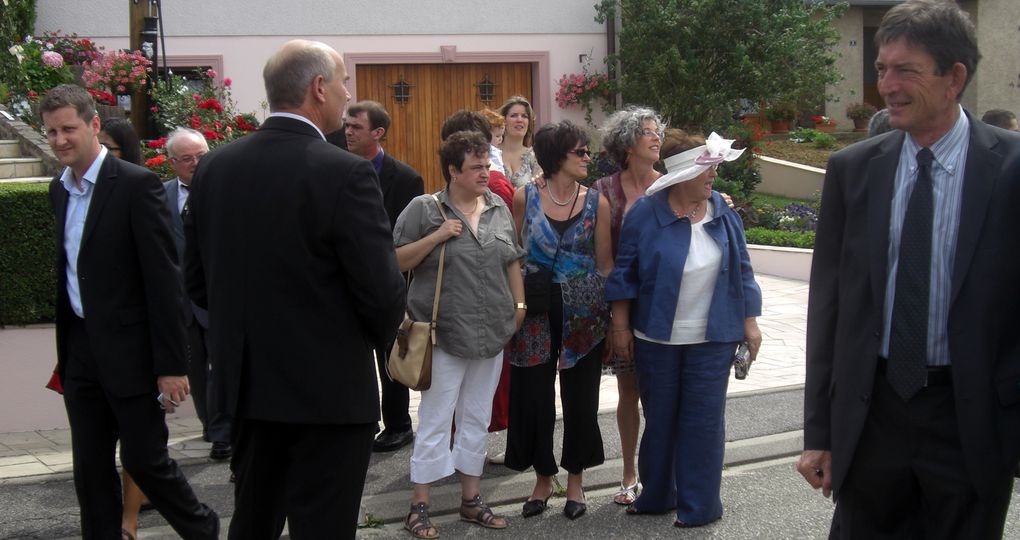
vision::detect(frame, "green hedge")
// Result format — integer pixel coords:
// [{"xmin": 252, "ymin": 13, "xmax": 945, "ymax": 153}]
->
[
  {"xmin": 0, "ymin": 182, "xmax": 56, "ymax": 324},
  {"xmin": 745, "ymin": 227, "xmax": 815, "ymax": 249}
]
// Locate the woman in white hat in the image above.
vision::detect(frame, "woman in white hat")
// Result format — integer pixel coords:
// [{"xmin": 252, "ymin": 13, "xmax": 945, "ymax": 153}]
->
[{"xmin": 605, "ymin": 131, "xmax": 762, "ymax": 528}]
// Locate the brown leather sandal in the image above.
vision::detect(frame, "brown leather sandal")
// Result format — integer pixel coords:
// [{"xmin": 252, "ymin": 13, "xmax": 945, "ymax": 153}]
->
[
  {"xmin": 460, "ymin": 494, "xmax": 508, "ymax": 529},
  {"xmin": 405, "ymin": 502, "xmax": 439, "ymax": 539}
]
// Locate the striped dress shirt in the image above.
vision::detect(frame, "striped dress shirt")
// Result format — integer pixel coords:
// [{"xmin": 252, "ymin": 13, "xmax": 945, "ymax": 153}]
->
[{"xmin": 880, "ymin": 105, "xmax": 970, "ymax": 366}]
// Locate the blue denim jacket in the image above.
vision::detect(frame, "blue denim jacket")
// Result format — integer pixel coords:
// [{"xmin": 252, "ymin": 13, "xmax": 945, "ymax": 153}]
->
[{"xmin": 605, "ymin": 190, "xmax": 762, "ymax": 342}]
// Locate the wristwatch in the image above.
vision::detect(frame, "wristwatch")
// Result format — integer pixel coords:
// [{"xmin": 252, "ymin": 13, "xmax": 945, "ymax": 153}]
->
[{"xmin": 515, "ymin": 302, "xmax": 527, "ymax": 310}]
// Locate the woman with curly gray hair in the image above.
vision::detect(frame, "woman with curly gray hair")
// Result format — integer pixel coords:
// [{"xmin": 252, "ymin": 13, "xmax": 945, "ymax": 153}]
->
[{"xmin": 591, "ymin": 105, "xmax": 665, "ymax": 505}]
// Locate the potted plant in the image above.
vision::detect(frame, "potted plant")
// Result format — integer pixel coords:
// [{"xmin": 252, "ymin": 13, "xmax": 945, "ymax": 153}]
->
[
  {"xmin": 555, "ymin": 56, "xmax": 612, "ymax": 126},
  {"xmin": 811, "ymin": 115, "xmax": 837, "ymax": 133},
  {"xmin": 766, "ymin": 102, "xmax": 797, "ymax": 134},
  {"xmin": 846, "ymin": 102, "xmax": 878, "ymax": 132}
]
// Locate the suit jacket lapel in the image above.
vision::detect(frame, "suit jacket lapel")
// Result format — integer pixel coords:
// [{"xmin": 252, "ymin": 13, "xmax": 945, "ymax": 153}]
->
[
  {"xmin": 53, "ymin": 179, "xmax": 69, "ymax": 268},
  {"xmin": 950, "ymin": 121, "xmax": 999, "ymax": 304},
  {"xmin": 81, "ymin": 155, "xmax": 116, "ymax": 249},
  {"xmin": 866, "ymin": 132, "xmax": 904, "ymax": 311}
]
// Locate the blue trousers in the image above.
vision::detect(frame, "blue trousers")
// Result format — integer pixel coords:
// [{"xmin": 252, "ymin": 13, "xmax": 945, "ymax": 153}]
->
[{"xmin": 632, "ymin": 338, "xmax": 735, "ymax": 525}]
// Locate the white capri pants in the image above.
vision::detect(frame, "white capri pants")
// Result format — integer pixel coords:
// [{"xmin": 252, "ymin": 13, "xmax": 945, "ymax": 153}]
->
[{"xmin": 409, "ymin": 345, "xmax": 503, "ymax": 484}]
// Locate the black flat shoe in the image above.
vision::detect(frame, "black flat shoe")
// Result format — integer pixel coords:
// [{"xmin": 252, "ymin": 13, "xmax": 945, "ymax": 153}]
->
[
  {"xmin": 522, "ymin": 493, "xmax": 552, "ymax": 518},
  {"xmin": 373, "ymin": 429, "xmax": 414, "ymax": 452},
  {"xmin": 563, "ymin": 499, "xmax": 587, "ymax": 520},
  {"xmin": 210, "ymin": 441, "xmax": 233, "ymax": 460}
]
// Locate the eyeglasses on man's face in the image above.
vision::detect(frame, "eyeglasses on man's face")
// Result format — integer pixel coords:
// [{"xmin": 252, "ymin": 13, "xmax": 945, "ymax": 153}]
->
[{"xmin": 171, "ymin": 153, "xmax": 205, "ymax": 166}]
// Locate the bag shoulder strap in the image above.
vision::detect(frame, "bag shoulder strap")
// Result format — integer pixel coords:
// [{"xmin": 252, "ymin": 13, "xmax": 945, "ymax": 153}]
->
[{"xmin": 429, "ymin": 194, "xmax": 448, "ymax": 344}]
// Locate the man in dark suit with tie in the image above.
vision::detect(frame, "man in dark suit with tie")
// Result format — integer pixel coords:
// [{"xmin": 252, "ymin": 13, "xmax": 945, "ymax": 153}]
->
[
  {"xmin": 42, "ymin": 84, "xmax": 219, "ymax": 539},
  {"xmin": 343, "ymin": 99, "xmax": 424, "ymax": 452},
  {"xmin": 798, "ymin": 1, "xmax": 1020, "ymax": 537},
  {"xmin": 163, "ymin": 127, "xmax": 233, "ymax": 461},
  {"xmin": 185, "ymin": 40, "xmax": 406, "ymax": 539}
]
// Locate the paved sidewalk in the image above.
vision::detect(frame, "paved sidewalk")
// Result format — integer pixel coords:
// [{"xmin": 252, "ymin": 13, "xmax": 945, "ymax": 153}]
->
[{"xmin": 0, "ymin": 273, "xmax": 807, "ymax": 482}]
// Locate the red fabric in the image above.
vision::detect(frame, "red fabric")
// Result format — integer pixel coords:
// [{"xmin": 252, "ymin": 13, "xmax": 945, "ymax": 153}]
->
[
  {"xmin": 488, "ymin": 170, "xmax": 515, "ymax": 207},
  {"xmin": 46, "ymin": 365, "xmax": 63, "ymax": 394},
  {"xmin": 488, "ymin": 354, "xmax": 511, "ymax": 432}
]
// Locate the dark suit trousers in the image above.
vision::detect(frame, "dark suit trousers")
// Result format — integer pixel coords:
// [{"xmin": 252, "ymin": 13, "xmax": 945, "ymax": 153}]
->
[
  {"xmin": 229, "ymin": 418, "xmax": 375, "ymax": 540},
  {"xmin": 185, "ymin": 320, "xmax": 208, "ymax": 430},
  {"xmin": 63, "ymin": 316, "xmax": 218, "ymax": 540},
  {"xmin": 375, "ymin": 342, "xmax": 412, "ymax": 433},
  {"xmin": 831, "ymin": 369, "xmax": 1013, "ymax": 540}
]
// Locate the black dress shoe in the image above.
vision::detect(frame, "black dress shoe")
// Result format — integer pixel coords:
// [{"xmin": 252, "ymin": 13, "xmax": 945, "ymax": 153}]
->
[
  {"xmin": 563, "ymin": 500, "xmax": 587, "ymax": 520},
  {"xmin": 521, "ymin": 496, "xmax": 549, "ymax": 518},
  {"xmin": 373, "ymin": 429, "xmax": 414, "ymax": 452},
  {"xmin": 210, "ymin": 441, "xmax": 232, "ymax": 460}
]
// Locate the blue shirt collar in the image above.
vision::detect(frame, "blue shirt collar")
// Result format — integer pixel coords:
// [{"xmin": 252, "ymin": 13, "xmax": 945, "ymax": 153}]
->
[{"xmin": 60, "ymin": 145, "xmax": 108, "ymax": 195}]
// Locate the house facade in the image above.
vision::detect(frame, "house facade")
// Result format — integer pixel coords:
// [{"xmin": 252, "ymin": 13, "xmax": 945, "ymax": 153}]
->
[
  {"xmin": 828, "ymin": 0, "xmax": 1019, "ymax": 129},
  {"xmin": 35, "ymin": 0, "xmax": 609, "ymax": 186}
]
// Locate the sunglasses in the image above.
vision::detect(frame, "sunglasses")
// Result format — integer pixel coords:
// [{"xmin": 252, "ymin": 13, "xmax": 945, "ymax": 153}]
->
[{"xmin": 570, "ymin": 148, "xmax": 592, "ymax": 158}]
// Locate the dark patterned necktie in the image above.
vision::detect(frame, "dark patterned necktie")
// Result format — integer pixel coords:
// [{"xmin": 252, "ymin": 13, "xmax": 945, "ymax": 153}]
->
[{"xmin": 888, "ymin": 147, "xmax": 934, "ymax": 401}]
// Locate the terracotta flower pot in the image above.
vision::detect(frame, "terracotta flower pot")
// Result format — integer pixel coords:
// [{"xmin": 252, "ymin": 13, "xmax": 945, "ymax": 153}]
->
[
  {"xmin": 852, "ymin": 117, "xmax": 869, "ymax": 132},
  {"xmin": 770, "ymin": 119, "xmax": 791, "ymax": 134},
  {"xmin": 814, "ymin": 123, "xmax": 836, "ymax": 133}
]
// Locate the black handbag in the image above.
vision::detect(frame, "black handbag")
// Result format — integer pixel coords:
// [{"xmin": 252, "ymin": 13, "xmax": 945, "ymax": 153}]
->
[{"xmin": 523, "ymin": 183, "xmax": 578, "ymax": 315}]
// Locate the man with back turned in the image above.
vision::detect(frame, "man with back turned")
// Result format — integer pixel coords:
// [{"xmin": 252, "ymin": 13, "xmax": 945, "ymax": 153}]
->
[{"xmin": 185, "ymin": 40, "xmax": 406, "ymax": 539}]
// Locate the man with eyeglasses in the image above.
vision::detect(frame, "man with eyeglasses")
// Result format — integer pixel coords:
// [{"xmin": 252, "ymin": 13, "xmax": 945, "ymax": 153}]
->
[{"xmin": 164, "ymin": 128, "xmax": 232, "ymax": 461}]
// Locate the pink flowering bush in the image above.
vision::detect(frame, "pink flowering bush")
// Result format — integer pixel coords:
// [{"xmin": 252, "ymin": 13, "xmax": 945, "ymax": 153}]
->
[
  {"xmin": 82, "ymin": 49, "xmax": 152, "ymax": 94},
  {"xmin": 555, "ymin": 64, "xmax": 611, "ymax": 125},
  {"xmin": 5, "ymin": 35, "xmax": 73, "ymax": 96}
]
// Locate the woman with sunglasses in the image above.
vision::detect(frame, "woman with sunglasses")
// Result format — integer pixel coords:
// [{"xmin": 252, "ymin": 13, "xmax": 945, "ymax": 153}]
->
[
  {"xmin": 506, "ymin": 120, "xmax": 612, "ymax": 521},
  {"xmin": 606, "ymin": 131, "xmax": 762, "ymax": 529}
]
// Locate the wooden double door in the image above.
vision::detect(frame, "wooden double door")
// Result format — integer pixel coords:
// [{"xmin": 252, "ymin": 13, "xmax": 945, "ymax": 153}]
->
[{"xmin": 356, "ymin": 62, "xmax": 533, "ymax": 194}]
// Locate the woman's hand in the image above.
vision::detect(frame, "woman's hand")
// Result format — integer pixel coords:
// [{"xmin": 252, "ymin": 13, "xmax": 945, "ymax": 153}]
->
[
  {"xmin": 720, "ymin": 192, "xmax": 735, "ymax": 209},
  {"xmin": 514, "ymin": 307, "xmax": 527, "ymax": 331},
  {"xmin": 435, "ymin": 218, "xmax": 463, "ymax": 242},
  {"xmin": 611, "ymin": 327, "xmax": 633, "ymax": 363},
  {"xmin": 744, "ymin": 317, "xmax": 762, "ymax": 362}
]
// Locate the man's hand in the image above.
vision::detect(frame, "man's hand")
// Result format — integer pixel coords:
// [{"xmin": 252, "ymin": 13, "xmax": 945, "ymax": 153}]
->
[
  {"xmin": 797, "ymin": 449, "xmax": 833, "ymax": 498},
  {"xmin": 157, "ymin": 375, "xmax": 190, "ymax": 414}
]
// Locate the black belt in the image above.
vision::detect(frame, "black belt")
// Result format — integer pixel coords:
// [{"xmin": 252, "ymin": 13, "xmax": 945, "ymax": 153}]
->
[{"xmin": 876, "ymin": 357, "xmax": 952, "ymax": 387}]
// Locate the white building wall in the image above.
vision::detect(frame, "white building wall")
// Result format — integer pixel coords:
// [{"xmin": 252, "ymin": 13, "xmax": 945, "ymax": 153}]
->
[{"xmin": 34, "ymin": 1, "xmax": 609, "ymax": 127}]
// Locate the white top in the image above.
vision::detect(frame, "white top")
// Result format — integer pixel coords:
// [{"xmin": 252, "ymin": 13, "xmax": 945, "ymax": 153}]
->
[{"xmin": 635, "ymin": 200, "xmax": 722, "ymax": 345}]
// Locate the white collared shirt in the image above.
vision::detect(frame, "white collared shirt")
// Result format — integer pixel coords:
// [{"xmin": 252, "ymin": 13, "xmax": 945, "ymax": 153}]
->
[
  {"xmin": 60, "ymin": 145, "xmax": 109, "ymax": 318},
  {"xmin": 268, "ymin": 112, "xmax": 326, "ymax": 140}
]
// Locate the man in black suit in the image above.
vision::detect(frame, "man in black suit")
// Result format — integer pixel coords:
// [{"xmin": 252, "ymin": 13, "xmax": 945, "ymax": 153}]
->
[
  {"xmin": 798, "ymin": 1, "xmax": 1020, "ymax": 537},
  {"xmin": 163, "ymin": 127, "xmax": 233, "ymax": 461},
  {"xmin": 43, "ymin": 84, "xmax": 218, "ymax": 539},
  {"xmin": 185, "ymin": 40, "xmax": 406, "ymax": 539},
  {"xmin": 343, "ymin": 99, "xmax": 424, "ymax": 452}
]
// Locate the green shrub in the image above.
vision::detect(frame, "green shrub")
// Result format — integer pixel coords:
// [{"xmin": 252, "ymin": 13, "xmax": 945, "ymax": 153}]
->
[
  {"xmin": 745, "ymin": 227, "xmax": 815, "ymax": 249},
  {"xmin": 0, "ymin": 183, "xmax": 56, "ymax": 325}
]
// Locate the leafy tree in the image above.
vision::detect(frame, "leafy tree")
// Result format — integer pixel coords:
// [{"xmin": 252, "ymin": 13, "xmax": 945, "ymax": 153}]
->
[
  {"xmin": 0, "ymin": 0, "xmax": 37, "ymax": 97},
  {"xmin": 595, "ymin": 0, "xmax": 845, "ymax": 133}
]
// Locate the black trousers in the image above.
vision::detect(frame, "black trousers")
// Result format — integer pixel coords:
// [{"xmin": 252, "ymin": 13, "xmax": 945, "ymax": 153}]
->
[
  {"xmin": 185, "ymin": 320, "xmax": 208, "ymax": 430},
  {"xmin": 831, "ymin": 370, "xmax": 1014, "ymax": 539},
  {"xmin": 375, "ymin": 342, "xmax": 412, "ymax": 433},
  {"xmin": 228, "ymin": 418, "xmax": 375, "ymax": 540},
  {"xmin": 200, "ymin": 324, "xmax": 233, "ymax": 444},
  {"xmin": 506, "ymin": 288, "xmax": 605, "ymax": 476},
  {"xmin": 63, "ymin": 316, "xmax": 218, "ymax": 540}
]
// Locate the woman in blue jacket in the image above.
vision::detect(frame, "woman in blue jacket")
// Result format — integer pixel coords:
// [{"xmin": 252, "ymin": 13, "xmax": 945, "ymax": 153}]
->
[{"xmin": 605, "ymin": 131, "xmax": 762, "ymax": 528}]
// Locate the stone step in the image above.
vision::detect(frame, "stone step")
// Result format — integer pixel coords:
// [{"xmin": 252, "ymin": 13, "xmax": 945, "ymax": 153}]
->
[
  {"xmin": 0, "ymin": 140, "xmax": 21, "ymax": 159},
  {"xmin": 0, "ymin": 176, "xmax": 50, "ymax": 184},
  {"xmin": 0, "ymin": 157, "xmax": 44, "ymax": 179}
]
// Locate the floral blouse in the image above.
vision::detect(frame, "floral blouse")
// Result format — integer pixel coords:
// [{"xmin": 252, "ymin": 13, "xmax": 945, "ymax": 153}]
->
[
  {"xmin": 505, "ymin": 147, "xmax": 541, "ymax": 188},
  {"xmin": 508, "ymin": 183, "xmax": 608, "ymax": 370}
]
